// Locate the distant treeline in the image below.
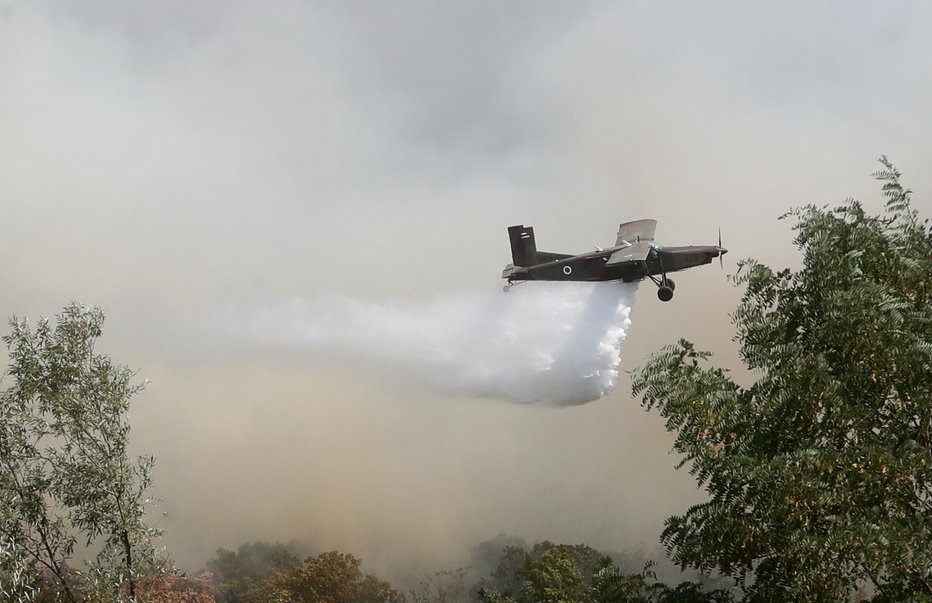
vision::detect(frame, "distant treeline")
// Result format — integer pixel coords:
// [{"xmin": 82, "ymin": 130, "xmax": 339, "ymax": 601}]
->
[{"xmin": 134, "ymin": 537, "xmax": 734, "ymax": 602}]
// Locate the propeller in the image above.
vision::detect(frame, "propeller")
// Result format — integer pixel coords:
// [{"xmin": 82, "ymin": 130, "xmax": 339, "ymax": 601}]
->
[{"xmin": 717, "ymin": 229, "xmax": 727, "ymax": 269}]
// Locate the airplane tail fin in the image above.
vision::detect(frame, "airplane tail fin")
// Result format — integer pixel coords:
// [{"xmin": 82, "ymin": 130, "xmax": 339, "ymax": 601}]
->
[{"xmin": 508, "ymin": 225, "xmax": 538, "ymax": 267}]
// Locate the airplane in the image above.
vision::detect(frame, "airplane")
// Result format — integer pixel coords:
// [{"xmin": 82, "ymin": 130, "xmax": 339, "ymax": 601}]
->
[{"xmin": 501, "ymin": 219, "xmax": 727, "ymax": 301}]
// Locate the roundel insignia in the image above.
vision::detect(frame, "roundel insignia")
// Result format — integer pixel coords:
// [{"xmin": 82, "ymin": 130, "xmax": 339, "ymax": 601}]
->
[{"xmin": 563, "ymin": 265, "xmax": 572, "ymax": 275}]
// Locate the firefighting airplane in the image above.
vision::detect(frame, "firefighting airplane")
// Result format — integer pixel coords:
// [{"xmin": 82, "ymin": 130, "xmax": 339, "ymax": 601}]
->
[{"xmin": 501, "ymin": 219, "xmax": 727, "ymax": 301}]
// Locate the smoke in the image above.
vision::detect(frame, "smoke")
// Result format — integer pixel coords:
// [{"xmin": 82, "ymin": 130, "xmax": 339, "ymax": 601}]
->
[
  {"xmin": 7, "ymin": 0, "xmax": 932, "ymax": 580},
  {"xmin": 241, "ymin": 282, "xmax": 637, "ymax": 406}
]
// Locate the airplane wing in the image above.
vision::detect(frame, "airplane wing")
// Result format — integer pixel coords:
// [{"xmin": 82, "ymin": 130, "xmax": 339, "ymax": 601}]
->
[
  {"xmin": 606, "ymin": 240, "xmax": 651, "ymax": 265},
  {"xmin": 615, "ymin": 219, "xmax": 656, "ymax": 247},
  {"xmin": 606, "ymin": 220, "xmax": 656, "ymax": 266}
]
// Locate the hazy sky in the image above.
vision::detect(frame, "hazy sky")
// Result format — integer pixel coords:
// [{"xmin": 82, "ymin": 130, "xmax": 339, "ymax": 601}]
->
[{"xmin": 2, "ymin": 0, "xmax": 932, "ymax": 583}]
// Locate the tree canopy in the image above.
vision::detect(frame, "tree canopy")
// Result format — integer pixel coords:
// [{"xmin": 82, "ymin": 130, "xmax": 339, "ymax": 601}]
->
[
  {"xmin": 258, "ymin": 551, "xmax": 403, "ymax": 603},
  {"xmin": 633, "ymin": 158, "xmax": 932, "ymax": 601},
  {"xmin": 207, "ymin": 541, "xmax": 304, "ymax": 603},
  {"xmin": 0, "ymin": 304, "xmax": 162, "ymax": 602},
  {"xmin": 475, "ymin": 541, "xmax": 732, "ymax": 603}
]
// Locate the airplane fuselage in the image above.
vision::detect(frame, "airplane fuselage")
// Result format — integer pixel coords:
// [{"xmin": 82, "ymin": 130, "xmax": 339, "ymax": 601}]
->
[{"xmin": 502, "ymin": 245, "xmax": 723, "ymax": 284}]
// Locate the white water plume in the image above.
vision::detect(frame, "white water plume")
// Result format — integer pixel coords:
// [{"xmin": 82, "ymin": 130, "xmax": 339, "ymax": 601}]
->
[{"xmin": 246, "ymin": 282, "xmax": 638, "ymax": 406}]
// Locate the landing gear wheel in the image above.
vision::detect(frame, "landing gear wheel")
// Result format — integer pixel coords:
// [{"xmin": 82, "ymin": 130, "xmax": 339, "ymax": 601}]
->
[
  {"xmin": 503, "ymin": 284, "xmax": 512, "ymax": 293},
  {"xmin": 665, "ymin": 279, "xmax": 675, "ymax": 291},
  {"xmin": 657, "ymin": 286, "xmax": 674, "ymax": 302}
]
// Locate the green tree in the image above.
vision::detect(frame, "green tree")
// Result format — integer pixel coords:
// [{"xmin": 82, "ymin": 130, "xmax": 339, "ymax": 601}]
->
[
  {"xmin": 475, "ymin": 542, "xmax": 730, "ymax": 603},
  {"xmin": 591, "ymin": 564, "xmax": 664, "ymax": 603},
  {"xmin": 0, "ymin": 304, "xmax": 162, "ymax": 602},
  {"xmin": 518, "ymin": 547, "xmax": 590, "ymax": 603},
  {"xmin": 633, "ymin": 158, "xmax": 932, "ymax": 601},
  {"xmin": 258, "ymin": 551, "xmax": 402, "ymax": 603},
  {"xmin": 207, "ymin": 541, "xmax": 302, "ymax": 603},
  {"xmin": 474, "ymin": 545, "xmax": 528, "ymax": 600},
  {"xmin": 1, "ymin": 534, "xmax": 42, "ymax": 602}
]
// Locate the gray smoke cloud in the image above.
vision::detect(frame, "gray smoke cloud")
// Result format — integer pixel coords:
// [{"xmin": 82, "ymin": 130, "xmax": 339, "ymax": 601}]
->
[
  {"xmin": 3, "ymin": 0, "xmax": 932, "ymax": 585},
  {"xmin": 240, "ymin": 282, "xmax": 636, "ymax": 406}
]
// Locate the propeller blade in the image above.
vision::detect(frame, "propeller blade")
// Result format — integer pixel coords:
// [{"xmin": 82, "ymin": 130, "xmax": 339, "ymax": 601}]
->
[{"xmin": 718, "ymin": 229, "xmax": 725, "ymax": 269}]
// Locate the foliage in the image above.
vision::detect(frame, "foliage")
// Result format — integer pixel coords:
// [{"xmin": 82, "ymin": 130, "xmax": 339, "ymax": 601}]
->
[
  {"xmin": 0, "ymin": 534, "xmax": 41, "ymax": 603},
  {"xmin": 591, "ymin": 564, "xmax": 664, "ymax": 603},
  {"xmin": 257, "ymin": 551, "xmax": 403, "ymax": 603},
  {"xmin": 520, "ymin": 546, "xmax": 590, "ymax": 602},
  {"xmin": 0, "ymin": 304, "xmax": 163, "ymax": 602},
  {"xmin": 632, "ymin": 157, "xmax": 932, "ymax": 600},
  {"xmin": 475, "ymin": 541, "xmax": 733, "ymax": 603},
  {"xmin": 469, "ymin": 534, "xmax": 528, "ymax": 592},
  {"xmin": 474, "ymin": 541, "xmax": 614, "ymax": 600},
  {"xmin": 136, "ymin": 572, "xmax": 215, "ymax": 603},
  {"xmin": 474, "ymin": 545, "xmax": 528, "ymax": 599},
  {"xmin": 207, "ymin": 541, "xmax": 302, "ymax": 603}
]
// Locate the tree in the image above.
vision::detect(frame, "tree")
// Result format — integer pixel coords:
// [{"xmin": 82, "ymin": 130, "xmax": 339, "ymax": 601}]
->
[
  {"xmin": 475, "ymin": 541, "xmax": 731, "ymax": 603},
  {"xmin": 475, "ymin": 542, "xmax": 610, "ymax": 602},
  {"xmin": 474, "ymin": 545, "xmax": 528, "ymax": 600},
  {"xmin": 207, "ymin": 541, "xmax": 303, "ymax": 603},
  {"xmin": 257, "ymin": 551, "xmax": 402, "ymax": 603},
  {"xmin": 136, "ymin": 572, "xmax": 216, "ymax": 603},
  {"xmin": 0, "ymin": 304, "xmax": 163, "ymax": 601},
  {"xmin": 517, "ymin": 547, "xmax": 590, "ymax": 603},
  {"xmin": 591, "ymin": 564, "xmax": 665, "ymax": 603},
  {"xmin": 633, "ymin": 158, "xmax": 932, "ymax": 601},
  {"xmin": 0, "ymin": 534, "xmax": 42, "ymax": 603}
]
